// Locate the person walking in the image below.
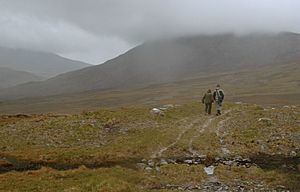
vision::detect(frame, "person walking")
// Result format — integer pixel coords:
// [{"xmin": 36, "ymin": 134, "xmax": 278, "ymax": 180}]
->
[
  {"xmin": 202, "ymin": 89, "xmax": 214, "ymax": 115},
  {"xmin": 213, "ymin": 84, "xmax": 225, "ymax": 116}
]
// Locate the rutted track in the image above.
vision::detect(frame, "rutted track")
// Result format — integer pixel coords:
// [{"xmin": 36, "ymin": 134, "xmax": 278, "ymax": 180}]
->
[{"xmin": 151, "ymin": 117, "xmax": 203, "ymax": 159}]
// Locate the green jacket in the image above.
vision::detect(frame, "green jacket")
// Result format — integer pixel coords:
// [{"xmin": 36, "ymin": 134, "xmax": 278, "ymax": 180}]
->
[{"xmin": 202, "ymin": 93, "xmax": 214, "ymax": 104}]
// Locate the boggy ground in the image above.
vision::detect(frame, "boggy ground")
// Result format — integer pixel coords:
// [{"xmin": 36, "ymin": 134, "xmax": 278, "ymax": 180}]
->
[{"xmin": 0, "ymin": 102, "xmax": 299, "ymax": 191}]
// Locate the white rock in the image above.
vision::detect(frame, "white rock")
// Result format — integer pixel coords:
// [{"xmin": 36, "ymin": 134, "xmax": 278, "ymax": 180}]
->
[
  {"xmin": 150, "ymin": 108, "xmax": 164, "ymax": 115},
  {"xmin": 148, "ymin": 160, "xmax": 155, "ymax": 167},
  {"xmin": 160, "ymin": 159, "xmax": 168, "ymax": 165},
  {"xmin": 258, "ymin": 118, "xmax": 272, "ymax": 122},
  {"xmin": 258, "ymin": 118, "xmax": 272, "ymax": 125},
  {"xmin": 163, "ymin": 104, "xmax": 175, "ymax": 108},
  {"xmin": 204, "ymin": 165, "xmax": 215, "ymax": 175},
  {"xmin": 136, "ymin": 163, "xmax": 146, "ymax": 169},
  {"xmin": 290, "ymin": 151, "xmax": 297, "ymax": 157},
  {"xmin": 221, "ymin": 147, "xmax": 231, "ymax": 155},
  {"xmin": 145, "ymin": 167, "xmax": 153, "ymax": 171},
  {"xmin": 184, "ymin": 159, "xmax": 193, "ymax": 164}
]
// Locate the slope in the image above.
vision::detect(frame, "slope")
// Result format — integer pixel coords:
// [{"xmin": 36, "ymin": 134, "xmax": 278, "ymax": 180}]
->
[
  {"xmin": 1, "ymin": 32, "xmax": 300, "ymax": 100},
  {"xmin": 0, "ymin": 47, "xmax": 91, "ymax": 78},
  {"xmin": 0, "ymin": 61, "xmax": 298, "ymax": 114},
  {"xmin": 0, "ymin": 67, "xmax": 44, "ymax": 89}
]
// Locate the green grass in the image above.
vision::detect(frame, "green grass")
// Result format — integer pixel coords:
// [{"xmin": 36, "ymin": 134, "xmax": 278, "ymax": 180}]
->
[{"xmin": 0, "ymin": 102, "xmax": 299, "ymax": 191}]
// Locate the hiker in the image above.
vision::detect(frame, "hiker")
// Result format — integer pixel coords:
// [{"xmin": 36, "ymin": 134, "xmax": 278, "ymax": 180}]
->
[
  {"xmin": 213, "ymin": 84, "xmax": 225, "ymax": 116},
  {"xmin": 202, "ymin": 89, "xmax": 214, "ymax": 115}
]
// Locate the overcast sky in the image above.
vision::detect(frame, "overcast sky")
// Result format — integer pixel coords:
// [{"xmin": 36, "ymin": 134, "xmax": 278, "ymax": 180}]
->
[{"xmin": 0, "ymin": 0, "xmax": 300, "ymax": 64}]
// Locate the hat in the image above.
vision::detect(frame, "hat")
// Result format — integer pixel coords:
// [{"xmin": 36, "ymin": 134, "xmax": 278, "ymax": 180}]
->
[{"xmin": 216, "ymin": 84, "xmax": 220, "ymax": 88}]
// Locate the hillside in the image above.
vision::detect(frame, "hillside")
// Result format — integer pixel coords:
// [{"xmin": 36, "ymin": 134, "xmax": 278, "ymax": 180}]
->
[
  {"xmin": 0, "ymin": 32, "xmax": 300, "ymax": 100},
  {"xmin": 0, "ymin": 47, "xmax": 91, "ymax": 78},
  {"xmin": 0, "ymin": 103, "xmax": 299, "ymax": 191},
  {"xmin": 0, "ymin": 61, "xmax": 298, "ymax": 114},
  {"xmin": 0, "ymin": 67, "xmax": 44, "ymax": 89}
]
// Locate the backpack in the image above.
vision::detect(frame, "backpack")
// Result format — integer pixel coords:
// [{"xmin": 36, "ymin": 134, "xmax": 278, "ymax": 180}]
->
[{"xmin": 215, "ymin": 89, "xmax": 224, "ymax": 102}]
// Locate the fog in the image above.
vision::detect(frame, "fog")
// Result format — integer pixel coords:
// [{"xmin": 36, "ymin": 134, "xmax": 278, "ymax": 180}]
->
[{"xmin": 0, "ymin": 0, "xmax": 299, "ymax": 64}]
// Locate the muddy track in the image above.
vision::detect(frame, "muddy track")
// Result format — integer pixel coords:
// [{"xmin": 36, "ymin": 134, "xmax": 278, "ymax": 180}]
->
[
  {"xmin": 188, "ymin": 110, "xmax": 232, "ymax": 157},
  {"xmin": 0, "ymin": 155, "xmax": 141, "ymax": 174},
  {"xmin": 188, "ymin": 117, "xmax": 214, "ymax": 156},
  {"xmin": 151, "ymin": 117, "xmax": 202, "ymax": 159}
]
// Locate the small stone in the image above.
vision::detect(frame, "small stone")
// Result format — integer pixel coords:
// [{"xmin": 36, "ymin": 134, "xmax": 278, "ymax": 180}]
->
[
  {"xmin": 167, "ymin": 159, "xmax": 177, "ymax": 164},
  {"xmin": 290, "ymin": 151, "xmax": 297, "ymax": 157},
  {"xmin": 221, "ymin": 147, "xmax": 231, "ymax": 155},
  {"xmin": 150, "ymin": 108, "xmax": 164, "ymax": 115},
  {"xmin": 136, "ymin": 163, "xmax": 146, "ymax": 169},
  {"xmin": 148, "ymin": 160, "xmax": 155, "ymax": 167},
  {"xmin": 223, "ymin": 160, "xmax": 234, "ymax": 166},
  {"xmin": 160, "ymin": 159, "xmax": 168, "ymax": 166},
  {"xmin": 145, "ymin": 167, "xmax": 153, "ymax": 171},
  {"xmin": 258, "ymin": 118, "xmax": 272, "ymax": 125},
  {"xmin": 184, "ymin": 159, "xmax": 193, "ymax": 164},
  {"xmin": 204, "ymin": 165, "xmax": 215, "ymax": 175}
]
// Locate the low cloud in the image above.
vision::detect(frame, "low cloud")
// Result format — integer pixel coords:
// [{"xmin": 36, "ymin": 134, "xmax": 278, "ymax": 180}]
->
[{"xmin": 0, "ymin": 0, "xmax": 299, "ymax": 63}]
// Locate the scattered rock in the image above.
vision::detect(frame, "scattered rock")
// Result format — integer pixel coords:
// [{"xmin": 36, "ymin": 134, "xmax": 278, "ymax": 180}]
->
[
  {"xmin": 162, "ymin": 104, "xmax": 175, "ymax": 109},
  {"xmin": 167, "ymin": 159, "xmax": 177, "ymax": 164},
  {"xmin": 258, "ymin": 118, "xmax": 272, "ymax": 125},
  {"xmin": 204, "ymin": 165, "xmax": 215, "ymax": 175},
  {"xmin": 150, "ymin": 108, "xmax": 164, "ymax": 116},
  {"xmin": 148, "ymin": 160, "xmax": 155, "ymax": 167},
  {"xmin": 145, "ymin": 167, "xmax": 153, "ymax": 171},
  {"xmin": 141, "ymin": 159, "xmax": 147, "ymax": 163},
  {"xmin": 136, "ymin": 163, "xmax": 146, "ymax": 169},
  {"xmin": 160, "ymin": 159, "xmax": 168, "ymax": 166},
  {"xmin": 290, "ymin": 151, "xmax": 297, "ymax": 157},
  {"xmin": 184, "ymin": 159, "xmax": 193, "ymax": 164},
  {"xmin": 221, "ymin": 147, "xmax": 231, "ymax": 155}
]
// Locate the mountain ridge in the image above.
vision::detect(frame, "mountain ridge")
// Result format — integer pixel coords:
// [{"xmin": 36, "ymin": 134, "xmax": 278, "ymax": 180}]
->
[
  {"xmin": 0, "ymin": 47, "xmax": 91, "ymax": 78},
  {"xmin": 1, "ymin": 32, "xmax": 300, "ymax": 100}
]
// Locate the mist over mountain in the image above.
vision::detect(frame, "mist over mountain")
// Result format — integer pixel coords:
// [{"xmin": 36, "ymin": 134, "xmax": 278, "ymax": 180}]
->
[
  {"xmin": 0, "ymin": 32, "xmax": 300, "ymax": 100},
  {"xmin": 0, "ymin": 47, "xmax": 91, "ymax": 78},
  {"xmin": 0, "ymin": 67, "xmax": 43, "ymax": 89}
]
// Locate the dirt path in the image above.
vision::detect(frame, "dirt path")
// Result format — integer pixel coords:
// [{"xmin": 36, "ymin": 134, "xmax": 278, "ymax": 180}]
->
[
  {"xmin": 188, "ymin": 117, "xmax": 214, "ymax": 156},
  {"xmin": 151, "ymin": 110, "xmax": 232, "ymax": 159},
  {"xmin": 151, "ymin": 118, "xmax": 203, "ymax": 159},
  {"xmin": 188, "ymin": 110, "xmax": 232, "ymax": 157}
]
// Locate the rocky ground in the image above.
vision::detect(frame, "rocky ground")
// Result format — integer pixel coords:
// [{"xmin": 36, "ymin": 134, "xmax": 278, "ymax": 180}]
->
[{"xmin": 0, "ymin": 102, "xmax": 299, "ymax": 191}]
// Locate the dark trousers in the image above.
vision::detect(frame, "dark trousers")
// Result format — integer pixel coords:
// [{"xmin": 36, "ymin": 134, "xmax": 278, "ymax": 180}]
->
[{"xmin": 205, "ymin": 103, "xmax": 212, "ymax": 114}]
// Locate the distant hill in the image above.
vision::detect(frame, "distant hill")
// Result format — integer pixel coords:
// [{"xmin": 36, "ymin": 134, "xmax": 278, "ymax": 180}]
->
[
  {"xmin": 0, "ymin": 47, "xmax": 91, "ymax": 78},
  {"xmin": 1, "ymin": 32, "xmax": 300, "ymax": 100},
  {"xmin": 0, "ymin": 67, "xmax": 43, "ymax": 89}
]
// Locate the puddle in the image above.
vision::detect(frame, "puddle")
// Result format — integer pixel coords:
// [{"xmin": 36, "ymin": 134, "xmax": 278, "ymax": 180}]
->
[
  {"xmin": 250, "ymin": 153, "xmax": 300, "ymax": 173},
  {"xmin": 0, "ymin": 156, "xmax": 140, "ymax": 174},
  {"xmin": 1, "ymin": 153, "xmax": 298, "ymax": 174}
]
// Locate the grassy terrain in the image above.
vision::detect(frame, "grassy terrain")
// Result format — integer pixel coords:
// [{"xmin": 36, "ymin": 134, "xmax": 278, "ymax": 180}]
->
[{"xmin": 0, "ymin": 102, "xmax": 299, "ymax": 191}]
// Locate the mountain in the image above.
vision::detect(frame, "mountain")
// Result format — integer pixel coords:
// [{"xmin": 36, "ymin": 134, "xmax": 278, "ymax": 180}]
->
[
  {"xmin": 0, "ymin": 67, "xmax": 44, "ymax": 89},
  {"xmin": 0, "ymin": 47, "xmax": 91, "ymax": 78},
  {"xmin": 1, "ymin": 32, "xmax": 300, "ymax": 100}
]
